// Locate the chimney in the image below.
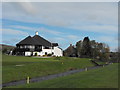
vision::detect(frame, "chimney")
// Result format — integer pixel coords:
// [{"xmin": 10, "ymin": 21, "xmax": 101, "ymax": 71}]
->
[{"xmin": 35, "ymin": 31, "xmax": 38, "ymax": 35}]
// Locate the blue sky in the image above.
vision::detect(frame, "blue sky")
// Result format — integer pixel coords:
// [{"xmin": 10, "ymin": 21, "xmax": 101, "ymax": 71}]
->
[{"xmin": 1, "ymin": 2, "xmax": 118, "ymax": 51}]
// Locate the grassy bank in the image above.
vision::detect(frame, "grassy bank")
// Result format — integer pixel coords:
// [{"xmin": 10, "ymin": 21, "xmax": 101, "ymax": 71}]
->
[
  {"xmin": 9, "ymin": 63, "xmax": 118, "ymax": 88},
  {"xmin": 2, "ymin": 55, "xmax": 93, "ymax": 83}
]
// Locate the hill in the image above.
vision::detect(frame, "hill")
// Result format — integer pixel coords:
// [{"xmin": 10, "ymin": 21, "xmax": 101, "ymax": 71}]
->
[{"xmin": 0, "ymin": 44, "xmax": 15, "ymax": 51}]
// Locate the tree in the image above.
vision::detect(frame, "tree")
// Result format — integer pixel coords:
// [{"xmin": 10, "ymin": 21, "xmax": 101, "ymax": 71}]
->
[
  {"xmin": 90, "ymin": 40, "xmax": 99, "ymax": 59},
  {"xmin": 76, "ymin": 40, "xmax": 82, "ymax": 57},
  {"xmin": 81, "ymin": 37, "xmax": 92, "ymax": 58},
  {"xmin": 64, "ymin": 37, "xmax": 111, "ymax": 62},
  {"xmin": 98, "ymin": 43, "xmax": 110, "ymax": 62}
]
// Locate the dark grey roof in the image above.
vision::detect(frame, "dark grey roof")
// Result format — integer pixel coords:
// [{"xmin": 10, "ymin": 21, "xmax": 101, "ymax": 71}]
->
[
  {"xmin": 16, "ymin": 35, "xmax": 59, "ymax": 47},
  {"xmin": 16, "ymin": 36, "xmax": 40, "ymax": 45},
  {"xmin": 32, "ymin": 35, "xmax": 52, "ymax": 47}
]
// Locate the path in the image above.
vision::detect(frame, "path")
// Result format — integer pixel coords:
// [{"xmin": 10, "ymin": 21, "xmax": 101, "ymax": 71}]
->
[{"xmin": 2, "ymin": 65, "xmax": 109, "ymax": 87}]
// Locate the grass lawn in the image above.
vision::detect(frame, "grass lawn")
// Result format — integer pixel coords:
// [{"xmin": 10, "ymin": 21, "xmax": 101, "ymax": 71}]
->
[
  {"xmin": 2, "ymin": 55, "xmax": 94, "ymax": 83},
  {"xmin": 9, "ymin": 63, "xmax": 118, "ymax": 88}
]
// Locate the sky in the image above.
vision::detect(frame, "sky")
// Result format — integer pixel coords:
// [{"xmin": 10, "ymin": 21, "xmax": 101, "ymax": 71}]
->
[{"xmin": 1, "ymin": 2, "xmax": 118, "ymax": 51}]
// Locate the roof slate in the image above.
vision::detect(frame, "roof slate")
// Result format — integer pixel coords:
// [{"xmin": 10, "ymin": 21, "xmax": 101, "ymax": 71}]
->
[
  {"xmin": 32, "ymin": 35, "xmax": 51, "ymax": 46},
  {"xmin": 16, "ymin": 35, "xmax": 58, "ymax": 47},
  {"xmin": 16, "ymin": 36, "xmax": 40, "ymax": 45}
]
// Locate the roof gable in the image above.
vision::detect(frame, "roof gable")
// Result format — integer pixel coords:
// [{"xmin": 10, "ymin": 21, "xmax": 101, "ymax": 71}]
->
[
  {"xmin": 16, "ymin": 36, "xmax": 39, "ymax": 45},
  {"xmin": 32, "ymin": 35, "xmax": 51, "ymax": 46},
  {"xmin": 16, "ymin": 34, "xmax": 59, "ymax": 47}
]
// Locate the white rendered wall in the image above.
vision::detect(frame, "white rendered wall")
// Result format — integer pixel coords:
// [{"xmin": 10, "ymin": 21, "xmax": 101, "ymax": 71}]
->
[
  {"xmin": 53, "ymin": 47, "xmax": 63, "ymax": 56},
  {"xmin": 25, "ymin": 52, "xmax": 31, "ymax": 56},
  {"xmin": 42, "ymin": 49, "xmax": 54, "ymax": 54},
  {"xmin": 25, "ymin": 46, "xmax": 63, "ymax": 57},
  {"xmin": 33, "ymin": 46, "xmax": 54, "ymax": 56},
  {"xmin": 33, "ymin": 52, "xmax": 40, "ymax": 56}
]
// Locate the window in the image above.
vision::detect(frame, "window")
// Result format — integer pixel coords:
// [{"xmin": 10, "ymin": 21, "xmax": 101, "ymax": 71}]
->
[
  {"xmin": 52, "ymin": 52, "xmax": 54, "ymax": 55},
  {"xmin": 45, "ymin": 52, "xmax": 47, "ymax": 55},
  {"xmin": 44, "ymin": 46, "xmax": 50, "ymax": 49},
  {"xmin": 24, "ymin": 46, "xmax": 26, "ymax": 48},
  {"xmin": 20, "ymin": 46, "xmax": 23, "ymax": 48}
]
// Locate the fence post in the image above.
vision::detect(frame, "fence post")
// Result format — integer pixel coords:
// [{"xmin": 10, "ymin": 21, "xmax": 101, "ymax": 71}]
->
[
  {"xmin": 85, "ymin": 67, "xmax": 88, "ymax": 71},
  {"xmin": 27, "ymin": 76, "xmax": 30, "ymax": 84}
]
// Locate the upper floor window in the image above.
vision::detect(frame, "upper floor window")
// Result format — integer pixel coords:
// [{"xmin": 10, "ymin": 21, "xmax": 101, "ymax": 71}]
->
[
  {"xmin": 20, "ymin": 46, "xmax": 23, "ymax": 48},
  {"xmin": 30, "ymin": 45, "xmax": 35, "ymax": 49},
  {"xmin": 44, "ymin": 46, "xmax": 50, "ymax": 49}
]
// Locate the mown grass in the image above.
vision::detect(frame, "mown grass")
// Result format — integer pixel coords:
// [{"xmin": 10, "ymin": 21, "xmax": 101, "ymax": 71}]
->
[
  {"xmin": 9, "ymin": 63, "xmax": 118, "ymax": 88},
  {"xmin": 2, "ymin": 55, "xmax": 93, "ymax": 83}
]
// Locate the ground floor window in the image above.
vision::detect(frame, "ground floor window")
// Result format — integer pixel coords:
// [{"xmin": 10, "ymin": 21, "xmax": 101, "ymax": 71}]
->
[
  {"xmin": 52, "ymin": 52, "xmax": 54, "ymax": 54},
  {"xmin": 45, "ymin": 52, "xmax": 47, "ymax": 55}
]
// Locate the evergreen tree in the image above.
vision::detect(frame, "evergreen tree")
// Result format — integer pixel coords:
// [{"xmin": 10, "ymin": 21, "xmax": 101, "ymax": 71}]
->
[
  {"xmin": 81, "ymin": 37, "xmax": 92, "ymax": 58},
  {"xmin": 64, "ymin": 36, "xmax": 111, "ymax": 62},
  {"xmin": 76, "ymin": 40, "xmax": 82, "ymax": 57},
  {"xmin": 90, "ymin": 40, "xmax": 98, "ymax": 59}
]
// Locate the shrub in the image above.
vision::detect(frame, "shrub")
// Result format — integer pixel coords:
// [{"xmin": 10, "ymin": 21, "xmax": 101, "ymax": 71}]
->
[
  {"xmin": 43, "ymin": 55, "xmax": 47, "ymax": 57},
  {"xmin": 54, "ymin": 57, "xmax": 61, "ymax": 60},
  {"xmin": 2, "ymin": 48, "xmax": 8, "ymax": 54},
  {"xmin": 34, "ymin": 52, "xmax": 37, "ymax": 56},
  {"xmin": 47, "ymin": 54, "xmax": 52, "ymax": 56}
]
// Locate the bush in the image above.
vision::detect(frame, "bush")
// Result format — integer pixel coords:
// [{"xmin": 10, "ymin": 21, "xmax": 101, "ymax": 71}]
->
[
  {"xmin": 34, "ymin": 52, "xmax": 37, "ymax": 56},
  {"xmin": 43, "ymin": 55, "xmax": 47, "ymax": 57},
  {"xmin": 54, "ymin": 57, "xmax": 61, "ymax": 60},
  {"xmin": 68, "ymin": 67, "xmax": 77, "ymax": 71},
  {"xmin": 2, "ymin": 48, "xmax": 8, "ymax": 54},
  {"xmin": 47, "ymin": 54, "xmax": 52, "ymax": 56},
  {"xmin": 99, "ymin": 53, "xmax": 110, "ymax": 62}
]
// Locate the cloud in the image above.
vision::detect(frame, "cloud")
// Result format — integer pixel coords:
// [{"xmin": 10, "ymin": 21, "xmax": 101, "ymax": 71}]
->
[
  {"xmin": 65, "ymin": 35, "xmax": 80, "ymax": 40},
  {"xmin": 110, "ymin": 46, "xmax": 118, "ymax": 52},
  {"xmin": 97, "ymin": 36, "xmax": 118, "ymax": 43},
  {"xmin": 1, "ymin": 2, "xmax": 118, "ymax": 50},
  {"xmin": 2, "ymin": 2, "xmax": 117, "ymax": 28},
  {"xmin": 1, "ymin": 28, "xmax": 29, "ymax": 45},
  {"xmin": 0, "ymin": 3, "xmax": 2, "ymax": 19},
  {"xmin": 2, "ymin": 38, "xmax": 21, "ymax": 46},
  {"xmin": 96, "ymin": 36, "xmax": 118, "ymax": 52},
  {"xmin": 17, "ymin": 2, "xmax": 37, "ymax": 15},
  {"xmin": 1, "ymin": 28, "xmax": 28, "ymax": 36},
  {"xmin": 2, "ymin": 0, "xmax": 119, "ymax": 2},
  {"xmin": 8, "ymin": 25, "xmax": 64, "ymax": 36},
  {"xmin": 38, "ymin": 27, "xmax": 63, "ymax": 36},
  {"xmin": 2, "ymin": 40, "xmax": 11, "ymax": 44},
  {"xmin": 9, "ymin": 25, "xmax": 34, "ymax": 31},
  {"xmin": 70, "ymin": 24, "xmax": 118, "ymax": 34},
  {"xmin": 48, "ymin": 37, "xmax": 65, "ymax": 43}
]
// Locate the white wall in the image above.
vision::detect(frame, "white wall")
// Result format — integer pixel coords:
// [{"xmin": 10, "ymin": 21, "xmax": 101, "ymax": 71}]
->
[
  {"xmin": 25, "ymin": 46, "xmax": 63, "ymax": 57},
  {"xmin": 33, "ymin": 52, "xmax": 39, "ymax": 56},
  {"xmin": 53, "ymin": 47, "xmax": 63, "ymax": 56},
  {"xmin": 25, "ymin": 52, "xmax": 31, "ymax": 56},
  {"xmin": 42, "ymin": 48, "xmax": 54, "ymax": 54},
  {"xmin": 41, "ymin": 46, "xmax": 63, "ymax": 56},
  {"xmin": 32, "ymin": 46, "xmax": 54, "ymax": 56}
]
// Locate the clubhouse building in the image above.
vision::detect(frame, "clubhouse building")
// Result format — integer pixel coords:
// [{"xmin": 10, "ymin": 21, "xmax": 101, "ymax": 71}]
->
[{"xmin": 15, "ymin": 32, "xmax": 63, "ymax": 56}]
